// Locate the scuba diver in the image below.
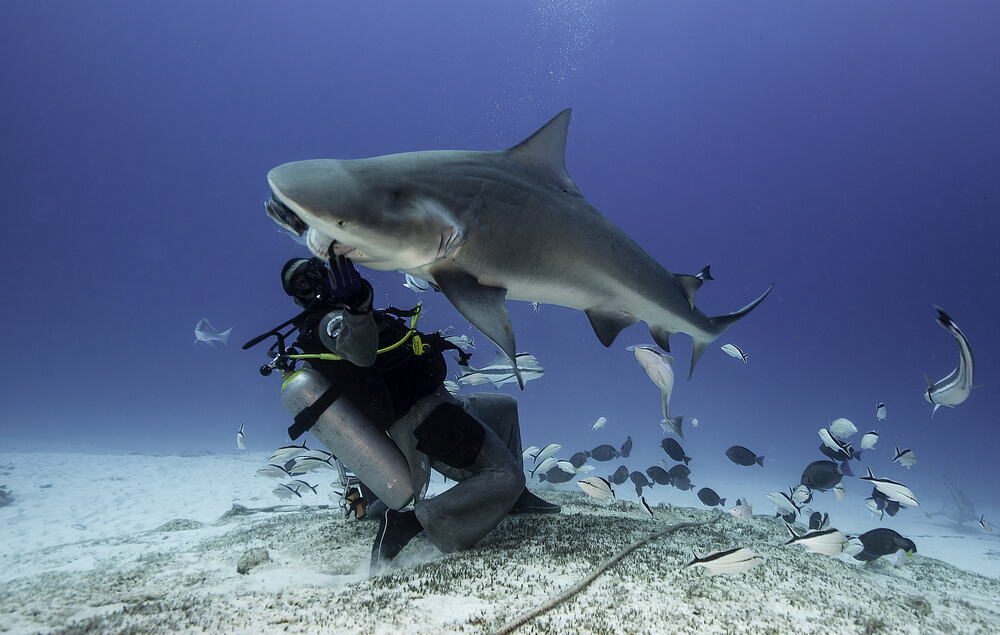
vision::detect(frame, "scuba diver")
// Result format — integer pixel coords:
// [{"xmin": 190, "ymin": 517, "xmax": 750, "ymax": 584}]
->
[{"xmin": 244, "ymin": 253, "xmax": 558, "ymax": 575}]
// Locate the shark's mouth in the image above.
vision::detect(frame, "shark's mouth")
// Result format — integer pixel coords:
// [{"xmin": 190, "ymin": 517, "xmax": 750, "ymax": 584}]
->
[{"xmin": 265, "ymin": 197, "xmax": 308, "ymax": 236}]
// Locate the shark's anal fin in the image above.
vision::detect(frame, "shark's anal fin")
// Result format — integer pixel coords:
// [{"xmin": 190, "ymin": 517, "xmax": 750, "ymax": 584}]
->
[
  {"xmin": 649, "ymin": 326, "xmax": 674, "ymax": 352},
  {"xmin": 584, "ymin": 308, "xmax": 639, "ymax": 348},
  {"xmin": 431, "ymin": 267, "xmax": 523, "ymax": 389}
]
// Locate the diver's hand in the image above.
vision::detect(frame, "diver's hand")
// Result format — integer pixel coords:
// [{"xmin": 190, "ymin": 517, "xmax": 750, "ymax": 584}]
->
[
  {"xmin": 327, "ymin": 254, "xmax": 362, "ymax": 297},
  {"xmin": 328, "ymin": 255, "xmax": 372, "ymax": 313}
]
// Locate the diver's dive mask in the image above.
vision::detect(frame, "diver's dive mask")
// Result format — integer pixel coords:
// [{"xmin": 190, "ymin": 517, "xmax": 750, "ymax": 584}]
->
[{"xmin": 281, "ymin": 257, "xmax": 333, "ymax": 306}]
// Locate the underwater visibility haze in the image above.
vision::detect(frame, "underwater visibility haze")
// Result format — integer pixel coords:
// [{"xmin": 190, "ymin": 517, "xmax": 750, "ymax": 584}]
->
[{"xmin": 1, "ymin": 0, "xmax": 998, "ymax": 577}]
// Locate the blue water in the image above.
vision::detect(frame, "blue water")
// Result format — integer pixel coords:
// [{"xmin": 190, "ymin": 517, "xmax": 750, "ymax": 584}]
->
[{"xmin": 2, "ymin": 1, "xmax": 997, "ymax": 558}]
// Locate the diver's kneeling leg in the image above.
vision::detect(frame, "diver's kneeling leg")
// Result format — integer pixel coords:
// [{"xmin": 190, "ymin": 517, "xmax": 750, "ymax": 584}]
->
[
  {"xmin": 458, "ymin": 393, "xmax": 523, "ymax": 467},
  {"xmin": 412, "ymin": 403, "xmax": 524, "ymax": 553}
]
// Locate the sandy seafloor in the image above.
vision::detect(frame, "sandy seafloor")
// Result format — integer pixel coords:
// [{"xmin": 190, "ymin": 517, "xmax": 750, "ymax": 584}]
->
[{"xmin": 1, "ymin": 452, "xmax": 998, "ymax": 634}]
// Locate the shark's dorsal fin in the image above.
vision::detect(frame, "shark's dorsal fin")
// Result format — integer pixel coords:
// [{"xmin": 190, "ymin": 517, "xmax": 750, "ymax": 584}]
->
[
  {"xmin": 676, "ymin": 275, "xmax": 705, "ymax": 309},
  {"xmin": 505, "ymin": 109, "xmax": 583, "ymax": 197}
]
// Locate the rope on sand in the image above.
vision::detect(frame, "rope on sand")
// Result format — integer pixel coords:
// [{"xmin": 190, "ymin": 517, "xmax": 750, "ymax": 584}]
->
[{"xmin": 492, "ymin": 511, "xmax": 722, "ymax": 635}]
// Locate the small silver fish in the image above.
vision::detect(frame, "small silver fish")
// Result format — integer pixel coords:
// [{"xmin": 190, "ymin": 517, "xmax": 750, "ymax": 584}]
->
[
  {"xmin": 443, "ymin": 334, "xmax": 476, "ymax": 351},
  {"xmin": 924, "ymin": 306, "xmax": 975, "ymax": 415},
  {"xmin": 860, "ymin": 431, "xmax": 879, "ymax": 450},
  {"xmin": 456, "ymin": 372, "xmax": 492, "ymax": 386},
  {"xmin": 457, "ymin": 351, "xmax": 545, "ymax": 388},
  {"xmin": 818, "ymin": 428, "xmax": 852, "ymax": 455},
  {"xmin": 592, "ymin": 416, "xmax": 607, "ymax": 430},
  {"xmin": 767, "ymin": 491, "xmax": 800, "ymax": 517},
  {"xmin": 876, "ymin": 402, "xmax": 887, "ymax": 421},
  {"xmin": 236, "ymin": 422, "xmax": 246, "ymax": 450},
  {"xmin": 443, "ymin": 380, "xmax": 461, "ymax": 395},
  {"xmin": 530, "ymin": 456, "xmax": 558, "ymax": 477},
  {"xmin": 272, "ymin": 483, "xmax": 302, "ymax": 500},
  {"xmin": 522, "ymin": 446, "xmax": 541, "ymax": 462},
  {"xmin": 842, "ymin": 537, "xmax": 864, "ymax": 557},
  {"xmin": 403, "ymin": 273, "xmax": 429, "ymax": 293},
  {"xmin": 979, "ymin": 515, "xmax": 994, "ymax": 534},
  {"xmin": 687, "ymin": 547, "xmax": 761, "ymax": 577},
  {"xmin": 727, "ymin": 499, "xmax": 753, "ymax": 520},
  {"xmin": 194, "ymin": 318, "xmax": 233, "ymax": 348},
  {"xmin": 861, "ymin": 467, "xmax": 919, "ymax": 507},
  {"xmin": 578, "ymin": 476, "xmax": 615, "ymax": 499},
  {"xmin": 288, "ymin": 480, "xmax": 318, "ymax": 495},
  {"xmin": 828, "ymin": 417, "xmax": 857, "ymax": 439},
  {"xmin": 268, "ymin": 440, "xmax": 309, "ymax": 463},
  {"xmin": 784, "ymin": 526, "xmax": 847, "ymax": 556},
  {"xmin": 288, "ymin": 454, "xmax": 336, "ymax": 473},
  {"xmin": 833, "ymin": 483, "xmax": 846, "ymax": 501},
  {"xmin": 791, "ymin": 484, "xmax": 812, "ymax": 505},
  {"xmin": 256, "ymin": 464, "xmax": 294, "ymax": 480},
  {"xmin": 720, "ymin": 343, "xmax": 749, "ymax": 364},
  {"xmin": 555, "ymin": 460, "xmax": 576, "ymax": 475},
  {"xmin": 690, "ymin": 418, "xmax": 699, "ymax": 428},
  {"xmin": 534, "ymin": 443, "xmax": 562, "ymax": 464},
  {"xmin": 892, "ymin": 445, "xmax": 917, "ymax": 468}
]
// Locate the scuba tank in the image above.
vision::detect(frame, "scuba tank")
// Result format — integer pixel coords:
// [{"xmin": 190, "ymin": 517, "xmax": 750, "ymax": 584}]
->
[{"xmin": 280, "ymin": 366, "xmax": 414, "ymax": 510}]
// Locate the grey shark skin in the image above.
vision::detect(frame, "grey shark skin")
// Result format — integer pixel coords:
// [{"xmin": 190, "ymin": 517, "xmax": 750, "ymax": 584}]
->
[
  {"xmin": 924, "ymin": 306, "xmax": 974, "ymax": 415},
  {"xmin": 266, "ymin": 110, "xmax": 773, "ymax": 385}
]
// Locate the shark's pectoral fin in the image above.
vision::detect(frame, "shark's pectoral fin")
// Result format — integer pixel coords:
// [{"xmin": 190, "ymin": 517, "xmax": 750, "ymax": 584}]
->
[
  {"xmin": 584, "ymin": 309, "xmax": 639, "ymax": 347},
  {"xmin": 924, "ymin": 374, "xmax": 936, "ymax": 388},
  {"xmin": 649, "ymin": 326, "xmax": 675, "ymax": 353},
  {"xmin": 431, "ymin": 266, "xmax": 523, "ymax": 389}
]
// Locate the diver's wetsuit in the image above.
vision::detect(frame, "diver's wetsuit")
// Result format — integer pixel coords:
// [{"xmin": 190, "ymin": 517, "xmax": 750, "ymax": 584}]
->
[{"xmin": 297, "ymin": 301, "xmax": 525, "ymax": 555}]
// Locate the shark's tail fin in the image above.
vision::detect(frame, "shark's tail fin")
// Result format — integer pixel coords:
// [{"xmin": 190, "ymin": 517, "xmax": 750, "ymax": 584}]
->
[{"xmin": 689, "ymin": 283, "xmax": 774, "ymax": 379}]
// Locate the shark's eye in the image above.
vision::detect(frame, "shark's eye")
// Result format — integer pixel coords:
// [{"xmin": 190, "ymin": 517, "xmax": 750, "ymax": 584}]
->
[{"xmin": 337, "ymin": 219, "xmax": 346, "ymax": 228}]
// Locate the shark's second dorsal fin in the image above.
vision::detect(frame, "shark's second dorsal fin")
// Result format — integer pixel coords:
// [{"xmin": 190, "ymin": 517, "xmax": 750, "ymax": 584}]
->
[{"xmin": 505, "ymin": 109, "xmax": 583, "ymax": 197}]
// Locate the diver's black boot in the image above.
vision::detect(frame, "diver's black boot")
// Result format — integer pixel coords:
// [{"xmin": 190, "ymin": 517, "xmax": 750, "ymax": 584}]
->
[
  {"xmin": 370, "ymin": 509, "xmax": 423, "ymax": 575},
  {"xmin": 509, "ymin": 488, "xmax": 561, "ymax": 514}
]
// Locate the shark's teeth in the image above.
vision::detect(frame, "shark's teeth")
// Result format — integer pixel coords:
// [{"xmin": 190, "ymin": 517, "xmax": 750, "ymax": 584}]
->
[{"xmin": 306, "ymin": 228, "xmax": 334, "ymax": 260}]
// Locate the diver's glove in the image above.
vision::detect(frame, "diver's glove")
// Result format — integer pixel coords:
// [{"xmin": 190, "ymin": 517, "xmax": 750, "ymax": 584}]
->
[{"xmin": 327, "ymin": 254, "xmax": 372, "ymax": 313}]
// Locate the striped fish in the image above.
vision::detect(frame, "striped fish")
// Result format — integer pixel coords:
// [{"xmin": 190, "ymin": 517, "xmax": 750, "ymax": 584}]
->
[
  {"xmin": 457, "ymin": 350, "xmax": 545, "ymax": 388},
  {"xmin": 784, "ymin": 526, "xmax": 847, "ymax": 556},
  {"xmin": 687, "ymin": 547, "xmax": 761, "ymax": 576},
  {"xmin": 861, "ymin": 467, "xmax": 919, "ymax": 507},
  {"xmin": 924, "ymin": 306, "xmax": 974, "ymax": 415}
]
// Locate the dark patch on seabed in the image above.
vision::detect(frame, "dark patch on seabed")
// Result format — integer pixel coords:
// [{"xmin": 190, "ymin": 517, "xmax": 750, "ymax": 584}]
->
[{"xmin": 1, "ymin": 491, "xmax": 998, "ymax": 634}]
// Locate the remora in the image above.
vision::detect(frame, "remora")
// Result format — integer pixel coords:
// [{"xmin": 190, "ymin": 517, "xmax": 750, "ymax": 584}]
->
[{"xmin": 265, "ymin": 110, "xmax": 773, "ymax": 386}]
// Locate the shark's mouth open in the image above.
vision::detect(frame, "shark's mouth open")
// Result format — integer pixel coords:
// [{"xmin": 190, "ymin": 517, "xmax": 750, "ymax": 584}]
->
[
  {"xmin": 265, "ymin": 197, "xmax": 308, "ymax": 236},
  {"xmin": 266, "ymin": 196, "xmax": 366, "ymax": 262}
]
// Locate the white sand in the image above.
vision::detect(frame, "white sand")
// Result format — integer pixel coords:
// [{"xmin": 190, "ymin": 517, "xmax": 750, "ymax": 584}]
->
[{"xmin": 1, "ymin": 451, "xmax": 998, "ymax": 634}]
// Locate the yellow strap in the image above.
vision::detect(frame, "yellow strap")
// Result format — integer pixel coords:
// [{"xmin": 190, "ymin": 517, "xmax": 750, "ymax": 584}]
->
[{"xmin": 288, "ymin": 302, "xmax": 426, "ymax": 363}]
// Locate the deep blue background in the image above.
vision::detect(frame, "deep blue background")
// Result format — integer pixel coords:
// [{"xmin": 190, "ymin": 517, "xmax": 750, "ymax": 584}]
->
[{"xmin": 1, "ymin": 2, "xmax": 997, "ymax": 526}]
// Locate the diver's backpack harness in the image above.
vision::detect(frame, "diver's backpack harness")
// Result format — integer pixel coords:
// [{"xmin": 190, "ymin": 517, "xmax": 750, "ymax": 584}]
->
[{"xmin": 243, "ymin": 301, "xmax": 471, "ymax": 441}]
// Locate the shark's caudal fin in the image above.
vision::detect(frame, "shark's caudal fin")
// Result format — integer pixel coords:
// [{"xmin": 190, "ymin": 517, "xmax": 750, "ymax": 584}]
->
[{"xmin": 688, "ymin": 283, "xmax": 774, "ymax": 379}]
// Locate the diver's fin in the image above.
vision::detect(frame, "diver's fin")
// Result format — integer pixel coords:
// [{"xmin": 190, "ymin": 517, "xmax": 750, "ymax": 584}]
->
[{"xmin": 431, "ymin": 266, "xmax": 523, "ymax": 389}]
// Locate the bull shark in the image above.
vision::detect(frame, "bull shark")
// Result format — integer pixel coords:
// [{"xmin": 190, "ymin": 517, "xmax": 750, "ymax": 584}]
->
[{"xmin": 265, "ymin": 109, "xmax": 773, "ymax": 386}]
